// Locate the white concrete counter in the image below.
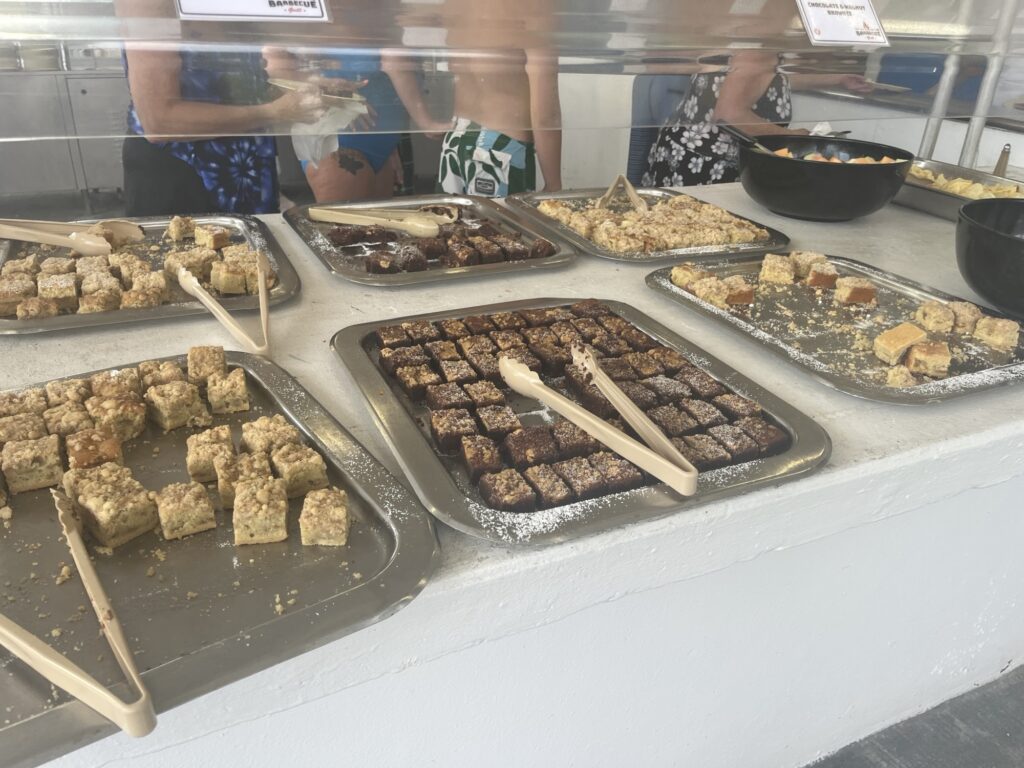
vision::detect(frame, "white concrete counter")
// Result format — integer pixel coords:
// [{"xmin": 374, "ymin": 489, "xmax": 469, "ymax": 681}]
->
[{"xmin": 6, "ymin": 185, "xmax": 1023, "ymax": 768}]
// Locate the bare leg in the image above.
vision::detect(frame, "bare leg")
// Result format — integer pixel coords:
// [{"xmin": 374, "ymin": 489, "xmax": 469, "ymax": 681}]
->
[{"xmin": 305, "ymin": 148, "xmax": 400, "ymax": 203}]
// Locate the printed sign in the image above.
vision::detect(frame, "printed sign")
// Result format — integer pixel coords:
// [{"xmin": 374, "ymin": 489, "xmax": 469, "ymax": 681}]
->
[
  {"xmin": 794, "ymin": 0, "xmax": 888, "ymax": 46},
  {"xmin": 176, "ymin": 0, "xmax": 329, "ymax": 22}
]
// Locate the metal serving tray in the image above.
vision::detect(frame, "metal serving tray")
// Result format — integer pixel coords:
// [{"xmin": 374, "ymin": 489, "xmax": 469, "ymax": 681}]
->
[
  {"xmin": 894, "ymin": 158, "xmax": 1023, "ymax": 221},
  {"xmin": 0, "ymin": 215, "xmax": 300, "ymax": 335},
  {"xmin": 506, "ymin": 187, "xmax": 790, "ymax": 263},
  {"xmin": 647, "ymin": 256, "xmax": 1024, "ymax": 405},
  {"xmin": 1, "ymin": 353, "xmax": 438, "ymax": 768},
  {"xmin": 331, "ymin": 298, "xmax": 830, "ymax": 546},
  {"xmin": 283, "ymin": 194, "xmax": 575, "ymax": 286}
]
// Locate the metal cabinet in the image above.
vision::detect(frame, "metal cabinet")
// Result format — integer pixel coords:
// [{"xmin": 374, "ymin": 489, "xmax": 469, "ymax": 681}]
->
[{"xmin": 66, "ymin": 74, "xmax": 130, "ymax": 191}]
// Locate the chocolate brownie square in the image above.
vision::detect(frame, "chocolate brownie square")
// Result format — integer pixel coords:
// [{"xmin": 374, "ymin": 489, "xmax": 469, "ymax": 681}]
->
[
  {"xmin": 647, "ymin": 404, "xmax": 699, "ymax": 437},
  {"xmin": 503, "ymin": 426, "xmax": 559, "ymax": 469},
  {"xmin": 707, "ymin": 425, "xmax": 759, "ymax": 462},
  {"xmin": 395, "ymin": 365, "xmax": 442, "ymax": 398},
  {"xmin": 477, "ymin": 405, "xmax": 522, "ymax": 440},
  {"xmin": 425, "ymin": 383, "xmax": 473, "ymax": 411},
  {"xmin": 552, "ymin": 457, "xmax": 606, "ymax": 500},
  {"xmin": 591, "ymin": 334, "xmax": 633, "ymax": 357},
  {"xmin": 395, "ymin": 245, "xmax": 427, "ymax": 272},
  {"xmin": 551, "ymin": 419, "xmax": 601, "ymax": 459},
  {"xmin": 469, "ymin": 236, "xmax": 504, "ymax": 264},
  {"xmin": 679, "ymin": 399, "xmax": 728, "ymax": 429},
  {"xmin": 327, "ymin": 225, "xmax": 367, "ymax": 246},
  {"xmin": 458, "ymin": 335, "xmax": 497, "ymax": 356},
  {"xmin": 735, "ymin": 416, "xmax": 789, "ymax": 455},
  {"xmin": 478, "ymin": 469, "xmax": 536, "ymax": 512},
  {"xmin": 563, "ymin": 364, "xmax": 592, "ymax": 396},
  {"xmin": 672, "ymin": 435, "xmax": 731, "ymax": 471},
  {"xmin": 597, "ymin": 315, "xmax": 631, "ymax": 335},
  {"xmin": 617, "ymin": 381, "xmax": 658, "ymax": 411},
  {"xmin": 674, "ymin": 367, "xmax": 728, "ymax": 399},
  {"xmin": 460, "ymin": 435, "xmax": 504, "ymax": 481},
  {"xmin": 522, "ymin": 326, "xmax": 559, "ymax": 347},
  {"xmin": 599, "ymin": 358, "xmax": 637, "ymax": 381},
  {"xmin": 366, "ymin": 251, "xmax": 400, "ymax": 274},
  {"xmin": 570, "ymin": 317, "xmax": 604, "ymax": 341},
  {"xmin": 646, "ymin": 346, "xmax": 689, "ymax": 374},
  {"xmin": 623, "ymin": 352, "xmax": 665, "ymax": 378},
  {"xmin": 489, "ymin": 311, "xmax": 527, "ymax": 330},
  {"xmin": 578, "ymin": 384, "xmax": 616, "ymax": 419},
  {"xmin": 439, "ymin": 319, "xmax": 470, "ymax": 340},
  {"xmin": 440, "ymin": 360, "xmax": 478, "ymax": 384},
  {"xmin": 464, "ymin": 380, "xmax": 506, "ymax": 407},
  {"xmin": 493, "ymin": 235, "xmax": 530, "ymax": 261},
  {"xmin": 440, "ymin": 243, "xmax": 480, "ymax": 268},
  {"xmin": 588, "ymin": 451, "xmax": 645, "ymax": 493},
  {"xmin": 376, "ymin": 325, "xmax": 411, "ymax": 348},
  {"xmin": 530, "ymin": 239, "xmax": 558, "ymax": 260},
  {"xmin": 545, "ymin": 307, "xmax": 577, "ymax": 323},
  {"xmin": 462, "ymin": 315, "xmax": 495, "ymax": 335},
  {"xmin": 550, "ymin": 321, "xmax": 584, "ymax": 346},
  {"xmin": 497, "ymin": 347, "xmax": 543, "ymax": 373},
  {"xmin": 490, "ymin": 330, "xmax": 526, "ymax": 351},
  {"xmin": 466, "ymin": 352, "xmax": 501, "ymax": 381},
  {"xmin": 524, "ymin": 464, "xmax": 574, "ymax": 508},
  {"xmin": 416, "ymin": 237, "xmax": 448, "ymax": 260},
  {"xmin": 425, "ymin": 340, "xmax": 463, "ymax": 363},
  {"xmin": 640, "ymin": 375, "xmax": 692, "ymax": 404},
  {"xmin": 430, "ymin": 408, "xmax": 478, "ymax": 452},
  {"xmin": 530, "ymin": 343, "xmax": 572, "ymax": 376},
  {"xmin": 619, "ymin": 326, "xmax": 659, "ymax": 351},
  {"xmin": 379, "ymin": 344, "xmax": 430, "ymax": 375},
  {"xmin": 712, "ymin": 394, "xmax": 762, "ymax": 420},
  {"xmin": 401, "ymin": 320, "xmax": 441, "ymax": 344},
  {"xmin": 518, "ymin": 308, "xmax": 551, "ymax": 327},
  {"xmin": 570, "ymin": 299, "xmax": 612, "ymax": 318}
]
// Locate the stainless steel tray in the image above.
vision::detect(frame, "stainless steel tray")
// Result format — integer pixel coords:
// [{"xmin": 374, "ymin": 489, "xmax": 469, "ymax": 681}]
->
[
  {"xmin": 0, "ymin": 216, "xmax": 300, "ymax": 335},
  {"xmin": 1, "ymin": 353, "xmax": 438, "ymax": 768},
  {"xmin": 894, "ymin": 159, "xmax": 1023, "ymax": 221},
  {"xmin": 505, "ymin": 187, "xmax": 790, "ymax": 262},
  {"xmin": 331, "ymin": 298, "xmax": 830, "ymax": 546},
  {"xmin": 646, "ymin": 256, "xmax": 1024, "ymax": 405},
  {"xmin": 283, "ymin": 194, "xmax": 575, "ymax": 286}
]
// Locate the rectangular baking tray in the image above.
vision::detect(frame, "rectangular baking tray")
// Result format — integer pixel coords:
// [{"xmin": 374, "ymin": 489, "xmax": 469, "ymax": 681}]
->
[
  {"xmin": 331, "ymin": 298, "xmax": 830, "ymax": 546},
  {"xmin": 283, "ymin": 194, "xmax": 576, "ymax": 286},
  {"xmin": 505, "ymin": 187, "xmax": 790, "ymax": 262},
  {"xmin": 0, "ymin": 215, "xmax": 300, "ymax": 335},
  {"xmin": 646, "ymin": 256, "xmax": 1024, "ymax": 405},
  {"xmin": 894, "ymin": 159, "xmax": 1022, "ymax": 221},
  {"xmin": 0, "ymin": 352, "xmax": 438, "ymax": 768}
]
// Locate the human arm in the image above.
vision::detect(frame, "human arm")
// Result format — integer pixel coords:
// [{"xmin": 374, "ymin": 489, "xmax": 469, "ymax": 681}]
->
[
  {"xmin": 526, "ymin": 48, "xmax": 562, "ymax": 192},
  {"xmin": 789, "ymin": 73, "xmax": 874, "ymax": 93},
  {"xmin": 712, "ymin": 50, "xmax": 807, "ymax": 136},
  {"xmin": 380, "ymin": 50, "xmax": 452, "ymax": 135}
]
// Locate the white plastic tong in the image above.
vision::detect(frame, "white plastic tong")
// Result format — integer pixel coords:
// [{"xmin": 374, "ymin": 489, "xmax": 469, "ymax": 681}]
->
[{"xmin": 499, "ymin": 344, "xmax": 698, "ymax": 496}]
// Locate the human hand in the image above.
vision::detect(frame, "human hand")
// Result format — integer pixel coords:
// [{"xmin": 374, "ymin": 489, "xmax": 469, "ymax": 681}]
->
[
  {"xmin": 267, "ymin": 90, "xmax": 324, "ymax": 125},
  {"xmin": 310, "ymin": 76, "xmax": 369, "ymax": 97},
  {"xmin": 838, "ymin": 74, "xmax": 874, "ymax": 94}
]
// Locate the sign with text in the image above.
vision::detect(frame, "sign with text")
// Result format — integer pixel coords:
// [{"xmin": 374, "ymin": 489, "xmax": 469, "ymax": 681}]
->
[
  {"xmin": 176, "ymin": 0, "xmax": 329, "ymax": 22},
  {"xmin": 795, "ymin": 0, "xmax": 888, "ymax": 46}
]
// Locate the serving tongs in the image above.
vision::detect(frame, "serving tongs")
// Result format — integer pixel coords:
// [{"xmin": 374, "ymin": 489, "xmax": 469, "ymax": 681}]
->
[
  {"xmin": 268, "ymin": 78, "xmax": 368, "ymax": 109},
  {"xmin": 498, "ymin": 347, "xmax": 698, "ymax": 496},
  {"xmin": 307, "ymin": 206, "xmax": 442, "ymax": 238},
  {"xmin": 0, "ymin": 490, "xmax": 156, "ymax": 737},
  {"xmin": 0, "ymin": 222, "xmax": 113, "ymax": 257},
  {"xmin": 175, "ymin": 250, "xmax": 272, "ymax": 356},
  {"xmin": 596, "ymin": 174, "xmax": 649, "ymax": 213},
  {"xmin": 0, "ymin": 217, "xmax": 145, "ymax": 246}
]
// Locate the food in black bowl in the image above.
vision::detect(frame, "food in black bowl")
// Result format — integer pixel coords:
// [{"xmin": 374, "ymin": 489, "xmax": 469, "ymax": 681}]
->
[
  {"xmin": 735, "ymin": 134, "xmax": 914, "ymax": 221},
  {"xmin": 957, "ymin": 198, "xmax": 1024, "ymax": 321}
]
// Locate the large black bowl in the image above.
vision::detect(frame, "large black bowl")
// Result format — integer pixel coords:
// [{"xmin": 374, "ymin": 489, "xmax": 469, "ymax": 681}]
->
[
  {"xmin": 738, "ymin": 135, "xmax": 914, "ymax": 221},
  {"xmin": 957, "ymin": 198, "xmax": 1024, "ymax": 320}
]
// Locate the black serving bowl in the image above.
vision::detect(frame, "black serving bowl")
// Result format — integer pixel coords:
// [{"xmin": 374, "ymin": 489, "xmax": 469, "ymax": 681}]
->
[
  {"xmin": 737, "ymin": 135, "xmax": 914, "ymax": 221},
  {"xmin": 957, "ymin": 198, "xmax": 1024, "ymax": 320}
]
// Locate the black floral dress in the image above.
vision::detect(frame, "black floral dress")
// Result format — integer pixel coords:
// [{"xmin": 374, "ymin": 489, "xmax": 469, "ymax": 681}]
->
[{"xmin": 642, "ymin": 72, "xmax": 792, "ymax": 187}]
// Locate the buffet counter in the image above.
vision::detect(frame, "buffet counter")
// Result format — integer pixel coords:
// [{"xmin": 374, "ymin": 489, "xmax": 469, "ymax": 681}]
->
[{"xmin": 17, "ymin": 184, "xmax": 1024, "ymax": 768}]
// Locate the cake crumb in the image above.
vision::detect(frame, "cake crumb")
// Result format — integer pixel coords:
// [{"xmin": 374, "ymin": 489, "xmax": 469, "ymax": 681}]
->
[
  {"xmin": 153, "ymin": 548, "xmax": 166, "ymax": 562},
  {"xmin": 50, "ymin": 628, "xmax": 62, "ymax": 638},
  {"xmin": 145, "ymin": 566, "xmax": 156, "ymax": 577},
  {"xmin": 95, "ymin": 546, "xmax": 113, "ymax": 556},
  {"xmin": 186, "ymin": 591, "xmax": 198, "ymax": 601},
  {"xmin": 54, "ymin": 565, "xmax": 73, "ymax": 586},
  {"xmin": 273, "ymin": 593, "xmax": 284, "ymax": 615}
]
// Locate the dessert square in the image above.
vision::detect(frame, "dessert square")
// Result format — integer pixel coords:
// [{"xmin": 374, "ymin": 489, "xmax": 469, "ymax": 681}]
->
[
  {"xmin": 490, "ymin": 330, "xmax": 526, "ymax": 351},
  {"xmin": 640, "ymin": 375, "xmax": 692, "ymax": 404},
  {"xmin": 788, "ymin": 251, "xmax": 828, "ymax": 279},
  {"xmin": 145, "ymin": 381, "xmax": 212, "ymax": 431},
  {"xmin": 530, "ymin": 343, "xmax": 572, "ymax": 376},
  {"xmin": 74, "ymin": 255, "xmax": 110, "ymax": 277},
  {"xmin": 440, "ymin": 359, "xmax": 478, "ymax": 384},
  {"xmin": 503, "ymin": 426, "xmax": 559, "ymax": 470},
  {"xmin": 647, "ymin": 404, "xmax": 699, "ymax": 437},
  {"xmin": 886, "ymin": 366, "xmax": 919, "ymax": 388},
  {"xmin": 463, "ymin": 315, "xmax": 496, "ymax": 335},
  {"xmin": 618, "ymin": 326, "xmax": 659, "ymax": 352},
  {"xmin": 438, "ymin": 319, "xmax": 470, "ymax": 340},
  {"xmin": 591, "ymin": 334, "xmax": 632, "ymax": 357},
  {"xmin": 711, "ymin": 393, "xmax": 762, "ymax": 420},
  {"xmin": 530, "ymin": 239, "xmax": 558, "ymax": 259},
  {"xmin": 949, "ymin": 301, "xmax": 983, "ymax": 334},
  {"xmin": 617, "ymin": 380, "xmax": 659, "ymax": 411},
  {"xmin": 42, "ymin": 402, "xmax": 94, "ymax": 437},
  {"xmin": 460, "ymin": 434, "xmax": 504, "ymax": 481},
  {"xmin": 270, "ymin": 443, "xmax": 329, "ymax": 498},
  {"xmin": 834, "ymin": 277, "xmax": 877, "ymax": 305},
  {"xmin": 138, "ymin": 360, "xmax": 186, "ymax": 389},
  {"xmin": 214, "ymin": 451, "xmax": 272, "ymax": 508},
  {"xmin": 673, "ymin": 435, "xmax": 731, "ymax": 471},
  {"xmin": 578, "ymin": 383, "xmax": 616, "ymax": 419},
  {"xmin": 679, "ymin": 399, "xmax": 728, "ymax": 429},
  {"xmin": 646, "ymin": 347, "xmax": 688, "ymax": 374},
  {"xmin": 187, "ymin": 345, "xmax": 227, "ymax": 384},
  {"xmin": 551, "ymin": 419, "xmax": 601, "ymax": 459},
  {"xmin": 207, "ymin": 368, "xmax": 250, "ymax": 414},
  {"xmin": 165, "ymin": 215, "xmax": 194, "ymax": 241},
  {"xmin": 905, "ymin": 341, "xmax": 952, "ymax": 378},
  {"xmin": 466, "ymin": 352, "xmax": 501, "ymax": 381},
  {"xmin": 17, "ymin": 297, "xmax": 60, "ymax": 319},
  {"xmin": 165, "ymin": 247, "xmax": 218, "ymax": 283},
  {"xmin": 873, "ymin": 322, "xmax": 927, "ymax": 366},
  {"xmin": 222, "ymin": 245, "xmax": 277, "ymax": 294},
  {"xmin": 805, "ymin": 261, "xmax": 838, "ymax": 289},
  {"xmin": 707, "ymin": 425, "xmax": 759, "ymax": 462},
  {"xmin": 974, "ymin": 316, "xmax": 1020, "ymax": 351},
  {"xmin": 416, "ymin": 237, "xmax": 447, "ymax": 260},
  {"xmin": 131, "ymin": 271, "xmax": 169, "ymax": 301},
  {"xmin": 68, "ymin": 463, "xmax": 157, "ymax": 547},
  {"xmin": 722, "ymin": 275, "xmax": 755, "ymax": 305},
  {"xmin": 734, "ymin": 416, "xmax": 789, "ymax": 455},
  {"xmin": 673, "ymin": 365, "xmax": 728, "ymax": 399},
  {"xmin": 376, "ymin": 325, "xmax": 411, "ymax": 348},
  {"xmin": 85, "ymin": 394, "xmax": 147, "ymax": 441},
  {"xmin": 156, "ymin": 482, "xmax": 217, "ymax": 540},
  {"xmin": 211, "ymin": 261, "xmax": 248, "ymax": 294},
  {"xmin": 233, "ymin": 477, "xmax": 288, "ymax": 545},
  {"xmin": 598, "ymin": 315, "xmax": 632, "ymax": 336},
  {"xmin": 595, "ymin": 357, "xmax": 635, "ymax": 381},
  {"xmin": 0, "ymin": 387, "xmax": 48, "ymax": 417},
  {"xmin": 186, "ymin": 425, "xmax": 235, "ymax": 482},
  {"xmin": 914, "ymin": 301, "xmax": 955, "ymax": 334},
  {"xmin": 458, "ymin": 335, "xmax": 497, "ymax": 357},
  {"xmin": 523, "ymin": 464, "xmax": 574, "ymax": 508},
  {"xmin": 0, "ymin": 275, "xmax": 36, "ymax": 316},
  {"xmin": 80, "ymin": 271, "xmax": 122, "ymax": 296},
  {"xmin": 425, "ymin": 383, "xmax": 473, "ymax": 411},
  {"xmin": 36, "ymin": 274, "xmax": 78, "ymax": 312},
  {"xmin": 489, "ymin": 312, "xmax": 527, "ymax": 330},
  {"xmin": 78, "ymin": 290, "xmax": 121, "ymax": 314},
  {"xmin": 429, "ymin": 408, "xmax": 479, "ymax": 452},
  {"xmin": 1, "ymin": 255, "xmax": 40, "ymax": 277},
  {"xmin": 379, "ymin": 344, "xmax": 430, "ymax": 375},
  {"xmin": 623, "ymin": 352, "xmax": 665, "ymax": 379},
  {"xmin": 440, "ymin": 243, "xmax": 480, "ymax": 268},
  {"xmin": 758, "ymin": 253, "xmax": 795, "ymax": 285},
  {"xmin": 478, "ymin": 468, "xmax": 536, "ymax": 512},
  {"xmin": 120, "ymin": 288, "xmax": 163, "ymax": 309},
  {"xmin": 240, "ymin": 414, "xmax": 301, "ymax": 454},
  {"xmin": 66, "ymin": 428, "xmax": 123, "ymax": 470},
  {"xmin": 1, "ymin": 434, "xmax": 62, "ymax": 493},
  {"xmin": 477, "ymin": 405, "xmax": 522, "ymax": 441},
  {"xmin": 0, "ymin": 413, "xmax": 47, "ymax": 444},
  {"xmin": 588, "ymin": 451, "xmax": 645, "ymax": 493},
  {"xmin": 570, "ymin": 299, "xmax": 612, "ymax": 318},
  {"xmin": 90, "ymin": 368, "xmax": 142, "ymax": 399},
  {"xmin": 522, "ymin": 326, "xmax": 560, "ymax": 347},
  {"xmin": 691, "ymin": 277, "xmax": 729, "ymax": 309},
  {"xmin": 45, "ymin": 378, "xmax": 91, "ymax": 407},
  {"xmin": 464, "ymin": 380, "xmax": 506, "ymax": 407},
  {"xmin": 194, "ymin": 224, "xmax": 231, "ymax": 250},
  {"xmin": 670, "ymin": 263, "xmax": 713, "ymax": 291},
  {"xmin": 395, "ymin": 364, "xmax": 443, "ymax": 398},
  {"xmin": 425, "ymin": 339, "xmax": 463, "ymax": 362},
  {"xmin": 300, "ymin": 487, "xmax": 350, "ymax": 546},
  {"xmin": 469, "ymin": 236, "xmax": 504, "ymax": 264},
  {"xmin": 63, "ymin": 462, "xmax": 132, "ymax": 505},
  {"xmin": 550, "ymin": 321, "xmax": 584, "ymax": 346},
  {"xmin": 569, "ymin": 318, "xmax": 604, "ymax": 341},
  {"xmin": 114, "ymin": 254, "xmax": 153, "ymax": 289},
  {"xmin": 365, "ymin": 251, "xmax": 399, "ymax": 274},
  {"xmin": 401, "ymin": 320, "xmax": 441, "ymax": 344},
  {"xmin": 542, "ymin": 307, "xmax": 576, "ymax": 323},
  {"xmin": 552, "ymin": 456, "xmax": 606, "ymax": 500}
]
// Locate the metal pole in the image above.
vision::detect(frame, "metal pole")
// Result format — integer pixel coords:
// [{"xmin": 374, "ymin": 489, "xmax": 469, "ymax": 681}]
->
[
  {"xmin": 918, "ymin": 0, "xmax": 975, "ymax": 159},
  {"xmin": 959, "ymin": 0, "xmax": 1020, "ymax": 168}
]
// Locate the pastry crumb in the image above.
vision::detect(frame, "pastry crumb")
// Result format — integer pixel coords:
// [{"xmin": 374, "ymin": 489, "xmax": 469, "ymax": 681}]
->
[
  {"xmin": 145, "ymin": 566, "xmax": 156, "ymax": 577},
  {"xmin": 186, "ymin": 591, "xmax": 198, "ymax": 601},
  {"xmin": 50, "ymin": 628, "xmax": 62, "ymax": 638},
  {"xmin": 54, "ymin": 565, "xmax": 73, "ymax": 586}
]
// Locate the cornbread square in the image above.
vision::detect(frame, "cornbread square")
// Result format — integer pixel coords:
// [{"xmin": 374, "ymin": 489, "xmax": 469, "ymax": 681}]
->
[
  {"xmin": 165, "ymin": 215, "xmax": 195, "ymax": 242},
  {"xmin": 165, "ymin": 247, "xmax": 218, "ymax": 283},
  {"xmin": 45, "ymin": 378, "xmax": 91, "ymax": 407},
  {"xmin": 78, "ymin": 290, "xmax": 121, "ymax": 314},
  {"xmin": 1, "ymin": 435, "xmax": 62, "ymax": 493},
  {"xmin": 834, "ymin": 277, "xmax": 877, "ymax": 305},
  {"xmin": 90, "ymin": 368, "xmax": 141, "ymax": 399},
  {"xmin": 186, "ymin": 425, "xmax": 235, "ymax": 482},
  {"xmin": 70, "ymin": 463, "xmax": 157, "ymax": 548},
  {"xmin": 120, "ymin": 288, "xmax": 163, "ymax": 309},
  {"xmin": 669, "ymin": 262, "xmax": 712, "ymax": 291},
  {"xmin": 66, "ymin": 428, "xmax": 123, "ymax": 469},
  {"xmin": 1, "ymin": 256, "xmax": 40, "ymax": 277},
  {"xmin": 0, "ymin": 388, "xmax": 48, "ymax": 417},
  {"xmin": 43, "ymin": 402, "xmax": 93, "ymax": 437},
  {"xmin": 299, "ymin": 487, "xmax": 350, "ymax": 546},
  {"xmin": 788, "ymin": 251, "xmax": 828, "ymax": 279},
  {"xmin": 84, "ymin": 395, "xmax": 147, "ymax": 441},
  {"xmin": 270, "ymin": 443, "xmax": 328, "ymax": 498},
  {"xmin": 39, "ymin": 257, "xmax": 76, "ymax": 276},
  {"xmin": 949, "ymin": 301, "xmax": 983, "ymax": 334},
  {"xmin": 145, "ymin": 381, "xmax": 211, "ymax": 431},
  {"xmin": 194, "ymin": 225, "xmax": 231, "ymax": 250},
  {"xmin": 0, "ymin": 413, "xmax": 47, "ymax": 444},
  {"xmin": 214, "ymin": 451, "xmax": 271, "ymax": 508},
  {"xmin": 722, "ymin": 275, "xmax": 755, "ymax": 304},
  {"xmin": 913, "ymin": 301, "xmax": 955, "ymax": 334},
  {"xmin": 691, "ymin": 277, "xmax": 729, "ymax": 309},
  {"xmin": 758, "ymin": 254, "xmax": 795, "ymax": 285},
  {"xmin": 210, "ymin": 261, "xmax": 247, "ymax": 294},
  {"xmin": 16, "ymin": 297, "xmax": 59, "ymax": 319},
  {"xmin": 138, "ymin": 360, "xmax": 186, "ymax": 389},
  {"xmin": 974, "ymin": 316, "xmax": 1020, "ymax": 351},
  {"xmin": 207, "ymin": 368, "xmax": 249, "ymax": 414},
  {"xmin": 187, "ymin": 346, "xmax": 226, "ymax": 384},
  {"xmin": 873, "ymin": 323, "xmax": 927, "ymax": 366},
  {"xmin": 886, "ymin": 365, "xmax": 919, "ymax": 388},
  {"xmin": 905, "ymin": 341, "xmax": 952, "ymax": 378},
  {"xmin": 131, "ymin": 271, "xmax": 169, "ymax": 301},
  {"xmin": 80, "ymin": 271, "xmax": 121, "ymax": 296},
  {"xmin": 0, "ymin": 275, "xmax": 38, "ymax": 315},
  {"xmin": 240, "ymin": 414, "xmax": 301, "ymax": 454},
  {"xmin": 805, "ymin": 261, "xmax": 839, "ymax": 289},
  {"xmin": 36, "ymin": 274, "xmax": 77, "ymax": 312},
  {"xmin": 233, "ymin": 477, "xmax": 288, "ymax": 545},
  {"xmin": 156, "ymin": 482, "xmax": 217, "ymax": 540},
  {"xmin": 74, "ymin": 256, "xmax": 110, "ymax": 277}
]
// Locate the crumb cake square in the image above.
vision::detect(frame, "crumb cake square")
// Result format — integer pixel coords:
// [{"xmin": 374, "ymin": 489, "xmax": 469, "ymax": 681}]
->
[
  {"xmin": 905, "ymin": 341, "xmax": 952, "ymax": 378},
  {"xmin": 45, "ymin": 378, "xmax": 91, "ymax": 407},
  {"xmin": 503, "ymin": 427, "xmax": 559, "ymax": 470},
  {"xmin": 430, "ymin": 408, "xmax": 478, "ymax": 452},
  {"xmin": 233, "ymin": 477, "xmax": 288, "ymax": 545},
  {"xmin": 214, "ymin": 451, "xmax": 271, "ymax": 508},
  {"xmin": 552, "ymin": 456, "xmax": 606, "ymax": 500},
  {"xmin": 873, "ymin": 322, "xmax": 927, "ymax": 366},
  {"xmin": 914, "ymin": 301, "xmax": 955, "ymax": 334},
  {"xmin": 478, "ymin": 469, "xmax": 536, "ymax": 512},
  {"xmin": 886, "ymin": 365, "xmax": 919, "ymax": 388},
  {"xmin": 210, "ymin": 261, "xmax": 247, "ymax": 294},
  {"xmin": 78, "ymin": 289, "xmax": 121, "ymax": 314},
  {"xmin": 1, "ymin": 434, "xmax": 62, "ymax": 493},
  {"xmin": 43, "ymin": 402, "xmax": 94, "ymax": 437},
  {"xmin": 74, "ymin": 255, "xmax": 110, "ymax": 277},
  {"xmin": 156, "ymin": 482, "xmax": 217, "ymax": 540},
  {"xmin": 120, "ymin": 288, "xmax": 163, "ymax": 309},
  {"xmin": 66, "ymin": 428, "xmax": 123, "ymax": 469},
  {"xmin": 588, "ymin": 452, "xmax": 644, "ymax": 493},
  {"xmin": 722, "ymin": 275, "xmax": 755, "ymax": 305},
  {"xmin": 300, "ymin": 487, "xmax": 350, "ymax": 546},
  {"xmin": 17, "ymin": 297, "xmax": 59, "ymax": 319},
  {"xmin": 145, "ymin": 381, "xmax": 212, "ymax": 431},
  {"xmin": 758, "ymin": 254, "xmax": 795, "ymax": 285},
  {"xmin": 691, "ymin": 277, "xmax": 729, "ymax": 309},
  {"xmin": 207, "ymin": 368, "xmax": 250, "ymax": 414},
  {"xmin": 460, "ymin": 435, "xmax": 504, "ymax": 481},
  {"xmin": 37, "ymin": 274, "xmax": 78, "ymax": 312},
  {"xmin": 0, "ymin": 388, "xmax": 48, "ymax": 417},
  {"xmin": 523, "ymin": 464, "xmax": 574, "ymax": 508},
  {"xmin": 138, "ymin": 360, "xmax": 186, "ymax": 389},
  {"xmin": 239, "ymin": 414, "xmax": 301, "ymax": 454},
  {"xmin": 834, "ymin": 277, "xmax": 877, "ymax": 305},
  {"xmin": 165, "ymin": 215, "xmax": 194, "ymax": 241},
  {"xmin": 67, "ymin": 463, "xmax": 157, "ymax": 547},
  {"xmin": 131, "ymin": 271, "xmax": 169, "ymax": 301},
  {"xmin": 670, "ymin": 263, "xmax": 713, "ymax": 291},
  {"xmin": 270, "ymin": 443, "xmax": 329, "ymax": 498},
  {"xmin": 187, "ymin": 345, "xmax": 227, "ymax": 384},
  {"xmin": 165, "ymin": 247, "xmax": 218, "ymax": 283},
  {"xmin": 949, "ymin": 301, "xmax": 983, "ymax": 334},
  {"xmin": 0, "ymin": 413, "xmax": 47, "ymax": 444},
  {"xmin": 85, "ymin": 395, "xmax": 147, "ymax": 441},
  {"xmin": 194, "ymin": 225, "xmax": 231, "ymax": 250},
  {"xmin": 788, "ymin": 251, "xmax": 828, "ymax": 279},
  {"xmin": 39, "ymin": 257, "xmax": 76, "ymax": 276},
  {"xmin": 186, "ymin": 425, "xmax": 235, "ymax": 482},
  {"xmin": 805, "ymin": 261, "xmax": 838, "ymax": 289},
  {"xmin": 1, "ymin": 255, "xmax": 39, "ymax": 277},
  {"xmin": 974, "ymin": 316, "xmax": 1019, "ymax": 351},
  {"xmin": 80, "ymin": 271, "xmax": 121, "ymax": 296},
  {"xmin": 0, "ymin": 275, "xmax": 36, "ymax": 316},
  {"xmin": 90, "ymin": 368, "xmax": 142, "ymax": 399}
]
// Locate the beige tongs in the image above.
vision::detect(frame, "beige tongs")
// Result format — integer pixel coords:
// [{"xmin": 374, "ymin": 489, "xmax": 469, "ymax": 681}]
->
[
  {"xmin": 0, "ymin": 490, "xmax": 156, "ymax": 737},
  {"xmin": 0, "ymin": 218, "xmax": 145, "ymax": 257},
  {"xmin": 596, "ymin": 174, "xmax": 649, "ymax": 213},
  {"xmin": 499, "ymin": 346, "xmax": 698, "ymax": 496},
  {"xmin": 307, "ymin": 206, "xmax": 444, "ymax": 238}
]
